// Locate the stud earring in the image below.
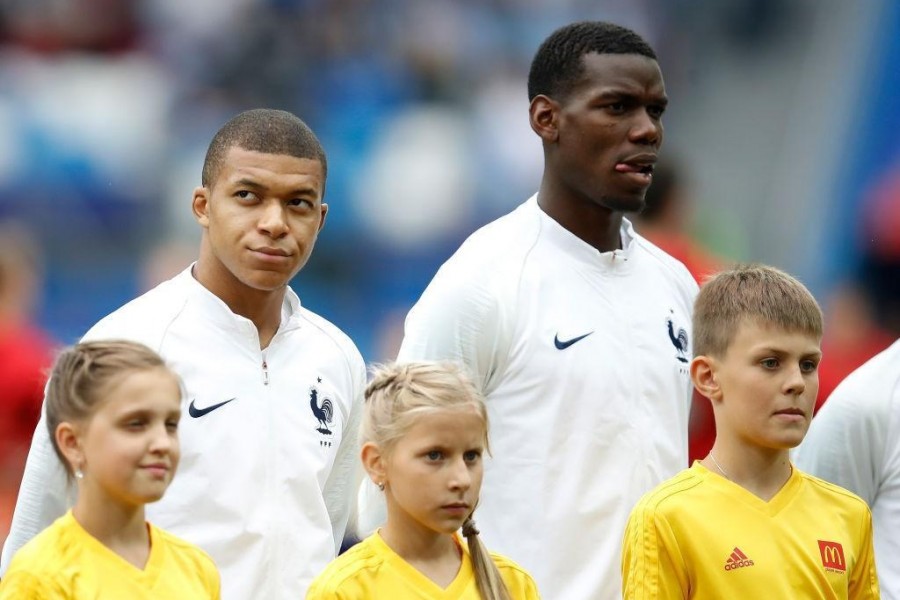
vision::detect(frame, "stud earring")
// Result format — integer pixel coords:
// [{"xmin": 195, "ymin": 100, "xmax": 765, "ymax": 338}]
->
[
  {"xmin": 74, "ymin": 468, "xmax": 84, "ymax": 480},
  {"xmin": 377, "ymin": 481, "xmax": 385, "ymax": 491}
]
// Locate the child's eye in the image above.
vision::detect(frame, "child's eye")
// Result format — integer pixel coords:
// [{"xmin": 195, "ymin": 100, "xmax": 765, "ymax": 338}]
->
[
  {"xmin": 126, "ymin": 420, "xmax": 145, "ymax": 430},
  {"xmin": 463, "ymin": 450, "xmax": 482, "ymax": 463},
  {"xmin": 166, "ymin": 420, "xmax": 179, "ymax": 432},
  {"xmin": 760, "ymin": 358, "xmax": 779, "ymax": 369},
  {"xmin": 800, "ymin": 360, "xmax": 818, "ymax": 373},
  {"xmin": 426, "ymin": 450, "xmax": 443, "ymax": 461}
]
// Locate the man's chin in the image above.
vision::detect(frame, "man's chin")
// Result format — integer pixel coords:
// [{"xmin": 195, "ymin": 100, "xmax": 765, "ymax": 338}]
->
[{"xmin": 597, "ymin": 193, "xmax": 646, "ymax": 214}]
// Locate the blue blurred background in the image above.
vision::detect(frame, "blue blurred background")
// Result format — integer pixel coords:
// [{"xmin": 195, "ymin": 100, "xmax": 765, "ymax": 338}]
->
[{"xmin": 1, "ymin": 0, "xmax": 899, "ymax": 363}]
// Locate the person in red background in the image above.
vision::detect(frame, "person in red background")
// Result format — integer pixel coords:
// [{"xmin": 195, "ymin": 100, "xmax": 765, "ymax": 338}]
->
[
  {"xmin": 634, "ymin": 160, "xmax": 726, "ymax": 463},
  {"xmin": 0, "ymin": 223, "xmax": 56, "ymax": 542},
  {"xmin": 816, "ymin": 282, "xmax": 893, "ymax": 413}
]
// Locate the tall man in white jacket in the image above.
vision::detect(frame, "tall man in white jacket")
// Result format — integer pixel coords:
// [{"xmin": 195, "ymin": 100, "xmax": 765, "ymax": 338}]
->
[
  {"xmin": 0, "ymin": 109, "xmax": 367, "ymax": 599},
  {"xmin": 375, "ymin": 22, "xmax": 698, "ymax": 600}
]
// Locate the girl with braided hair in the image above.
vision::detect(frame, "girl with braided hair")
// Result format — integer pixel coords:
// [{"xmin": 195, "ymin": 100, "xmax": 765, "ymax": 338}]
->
[
  {"xmin": 0, "ymin": 340, "xmax": 219, "ymax": 598},
  {"xmin": 307, "ymin": 361, "xmax": 539, "ymax": 599}
]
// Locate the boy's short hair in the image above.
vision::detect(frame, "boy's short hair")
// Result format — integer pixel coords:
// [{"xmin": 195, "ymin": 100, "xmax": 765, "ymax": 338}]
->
[{"xmin": 693, "ymin": 264, "xmax": 823, "ymax": 358}]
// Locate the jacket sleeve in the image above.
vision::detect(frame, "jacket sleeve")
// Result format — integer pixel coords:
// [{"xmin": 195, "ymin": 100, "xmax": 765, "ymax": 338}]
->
[
  {"xmin": 0, "ymin": 407, "xmax": 71, "ymax": 575},
  {"xmin": 323, "ymin": 358, "xmax": 367, "ymax": 555}
]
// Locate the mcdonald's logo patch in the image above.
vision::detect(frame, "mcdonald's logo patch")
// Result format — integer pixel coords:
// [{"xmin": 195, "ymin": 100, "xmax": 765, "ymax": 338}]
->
[{"xmin": 818, "ymin": 540, "xmax": 846, "ymax": 573}]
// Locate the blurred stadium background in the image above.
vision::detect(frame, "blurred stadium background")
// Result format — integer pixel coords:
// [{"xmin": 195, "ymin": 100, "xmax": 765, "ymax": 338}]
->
[{"xmin": 2, "ymin": 0, "xmax": 899, "ymax": 360}]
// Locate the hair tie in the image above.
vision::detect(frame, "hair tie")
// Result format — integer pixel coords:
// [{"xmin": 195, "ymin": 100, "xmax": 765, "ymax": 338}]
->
[{"xmin": 462, "ymin": 518, "xmax": 480, "ymax": 538}]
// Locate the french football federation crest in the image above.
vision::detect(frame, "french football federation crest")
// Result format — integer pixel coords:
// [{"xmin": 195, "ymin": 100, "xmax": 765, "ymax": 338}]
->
[
  {"xmin": 309, "ymin": 384, "xmax": 334, "ymax": 436},
  {"xmin": 666, "ymin": 310, "xmax": 689, "ymax": 363}
]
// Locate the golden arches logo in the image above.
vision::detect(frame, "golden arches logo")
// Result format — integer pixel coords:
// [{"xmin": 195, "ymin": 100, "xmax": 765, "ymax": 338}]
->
[{"xmin": 817, "ymin": 540, "xmax": 846, "ymax": 572}]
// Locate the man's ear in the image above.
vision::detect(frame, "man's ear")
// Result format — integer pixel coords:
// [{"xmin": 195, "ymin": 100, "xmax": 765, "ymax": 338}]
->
[
  {"xmin": 317, "ymin": 203, "xmax": 328, "ymax": 233},
  {"xmin": 529, "ymin": 94, "xmax": 559, "ymax": 143},
  {"xmin": 55, "ymin": 422, "xmax": 84, "ymax": 475},
  {"xmin": 691, "ymin": 355, "xmax": 723, "ymax": 404},
  {"xmin": 192, "ymin": 187, "xmax": 210, "ymax": 227},
  {"xmin": 361, "ymin": 442, "xmax": 387, "ymax": 487}
]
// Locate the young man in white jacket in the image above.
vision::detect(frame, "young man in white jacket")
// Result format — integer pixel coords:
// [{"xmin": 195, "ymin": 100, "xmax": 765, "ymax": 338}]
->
[
  {"xmin": 361, "ymin": 21, "xmax": 697, "ymax": 600},
  {"xmin": 0, "ymin": 109, "xmax": 367, "ymax": 599}
]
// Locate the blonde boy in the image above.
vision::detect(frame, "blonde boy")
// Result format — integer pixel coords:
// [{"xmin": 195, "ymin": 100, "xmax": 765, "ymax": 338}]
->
[{"xmin": 621, "ymin": 264, "xmax": 880, "ymax": 599}]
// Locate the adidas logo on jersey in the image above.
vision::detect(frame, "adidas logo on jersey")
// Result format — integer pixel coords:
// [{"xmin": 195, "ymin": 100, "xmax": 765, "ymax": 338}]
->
[{"xmin": 724, "ymin": 547, "xmax": 755, "ymax": 571}]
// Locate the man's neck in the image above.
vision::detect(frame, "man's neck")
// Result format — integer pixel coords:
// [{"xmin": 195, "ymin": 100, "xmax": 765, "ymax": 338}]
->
[
  {"xmin": 191, "ymin": 262, "xmax": 286, "ymax": 349},
  {"xmin": 536, "ymin": 182, "xmax": 623, "ymax": 253}
]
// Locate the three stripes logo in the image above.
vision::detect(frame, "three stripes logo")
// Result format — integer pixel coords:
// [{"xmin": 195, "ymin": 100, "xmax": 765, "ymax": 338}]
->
[
  {"xmin": 724, "ymin": 547, "xmax": 755, "ymax": 571},
  {"xmin": 818, "ymin": 540, "xmax": 846, "ymax": 573}
]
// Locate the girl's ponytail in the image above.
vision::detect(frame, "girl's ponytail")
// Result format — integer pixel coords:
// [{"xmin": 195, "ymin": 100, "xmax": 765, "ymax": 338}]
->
[{"xmin": 463, "ymin": 517, "xmax": 511, "ymax": 600}]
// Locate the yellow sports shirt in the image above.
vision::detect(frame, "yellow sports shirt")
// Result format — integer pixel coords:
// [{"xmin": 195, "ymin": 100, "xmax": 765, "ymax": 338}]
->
[
  {"xmin": 622, "ymin": 462, "xmax": 879, "ymax": 599},
  {"xmin": 306, "ymin": 531, "xmax": 541, "ymax": 599},
  {"xmin": 0, "ymin": 511, "xmax": 220, "ymax": 599}
]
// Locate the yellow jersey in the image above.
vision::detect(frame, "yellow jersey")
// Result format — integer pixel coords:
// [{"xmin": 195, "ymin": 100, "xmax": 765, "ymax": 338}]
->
[
  {"xmin": 622, "ymin": 462, "xmax": 879, "ymax": 599},
  {"xmin": 307, "ymin": 531, "xmax": 540, "ymax": 599},
  {"xmin": 0, "ymin": 510, "xmax": 219, "ymax": 599}
]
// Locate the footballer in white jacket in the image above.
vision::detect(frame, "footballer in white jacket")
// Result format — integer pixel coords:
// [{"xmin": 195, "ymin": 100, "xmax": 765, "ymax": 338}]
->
[
  {"xmin": 1, "ymin": 109, "xmax": 366, "ymax": 599},
  {"xmin": 361, "ymin": 22, "xmax": 699, "ymax": 600}
]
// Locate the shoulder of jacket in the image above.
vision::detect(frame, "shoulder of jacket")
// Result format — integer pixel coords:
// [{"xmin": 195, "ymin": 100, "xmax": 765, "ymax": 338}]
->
[
  {"xmin": 296, "ymin": 307, "xmax": 365, "ymax": 372},
  {"xmin": 632, "ymin": 233, "xmax": 700, "ymax": 297},
  {"xmin": 81, "ymin": 278, "xmax": 189, "ymax": 350},
  {"xmin": 826, "ymin": 341, "xmax": 900, "ymax": 412}
]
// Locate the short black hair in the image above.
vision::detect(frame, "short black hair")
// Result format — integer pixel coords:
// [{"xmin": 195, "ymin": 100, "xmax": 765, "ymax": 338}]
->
[
  {"xmin": 201, "ymin": 108, "xmax": 327, "ymax": 187},
  {"xmin": 527, "ymin": 21, "xmax": 657, "ymax": 101}
]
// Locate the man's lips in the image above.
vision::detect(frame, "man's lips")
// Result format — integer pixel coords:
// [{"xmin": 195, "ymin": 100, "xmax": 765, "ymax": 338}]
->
[
  {"xmin": 252, "ymin": 247, "xmax": 291, "ymax": 257},
  {"xmin": 615, "ymin": 153, "xmax": 657, "ymax": 175}
]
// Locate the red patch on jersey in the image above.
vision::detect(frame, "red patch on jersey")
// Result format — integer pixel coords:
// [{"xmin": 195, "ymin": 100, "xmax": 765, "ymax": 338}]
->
[{"xmin": 818, "ymin": 540, "xmax": 846, "ymax": 573}]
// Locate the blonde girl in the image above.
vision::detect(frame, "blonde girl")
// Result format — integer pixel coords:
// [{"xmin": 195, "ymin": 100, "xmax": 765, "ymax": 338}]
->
[
  {"xmin": 0, "ymin": 340, "xmax": 219, "ymax": 599},
  {"xmin": 307, "ymin": 361, "xmax": 540, "ymax": 599}
]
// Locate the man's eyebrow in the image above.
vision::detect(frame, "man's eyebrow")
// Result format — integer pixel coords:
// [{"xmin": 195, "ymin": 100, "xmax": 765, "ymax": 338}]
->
[
  {"xmin": 233, "ymin": 178, "xmax": 265, "ymax": 190},
  {"xmin": 287, "ymin": 185, "xmax": 320, "ymax": 197},
  {"xmin": 231, "ymin": 177, "xmax": 320, "ymax": 197},
  {"xmin": 593, "ymin": 90, "xmax": 668, "ymax": 106}
]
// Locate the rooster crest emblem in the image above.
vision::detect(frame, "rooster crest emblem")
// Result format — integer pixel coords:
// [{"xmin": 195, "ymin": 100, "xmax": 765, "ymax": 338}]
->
[
  {"xmin": 309, "ymin": 386, "xmax": 334, "ymax": 435},
  {"xmin": 666, "ymin": 312, "xmax": 689, "ymax": 363}
]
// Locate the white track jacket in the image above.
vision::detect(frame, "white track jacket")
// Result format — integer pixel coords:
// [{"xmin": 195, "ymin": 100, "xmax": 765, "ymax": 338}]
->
[
  {"xmin": 0, "ymin": 267, "xmax": 366, "ymax": 599},
  {"xmin": 390, "ymin": 196, "xmax": 698, "ymax": 600}
]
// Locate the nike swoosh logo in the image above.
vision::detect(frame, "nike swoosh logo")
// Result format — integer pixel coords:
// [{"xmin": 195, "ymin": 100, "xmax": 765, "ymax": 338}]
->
[
  {"xmin": 554, "ymin": 332, "xmax": 593, "ymax": 350},
  {"xmin": 188, "ymin": 398, "xmax": 236, "ymax": 418}
]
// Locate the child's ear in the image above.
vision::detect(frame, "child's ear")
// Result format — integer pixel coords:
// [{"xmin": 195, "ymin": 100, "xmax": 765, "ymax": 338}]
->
[
  {"xmin": 55, "ymin": 422, "xmax": 84, "ymax": 474},
  {"xmin": 361, "ymin": 442, "xmax": 387, "ymax": 487},
  {"xmin": 690, "ymin": 355, "xmax": 723, "ymax": 404}
]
